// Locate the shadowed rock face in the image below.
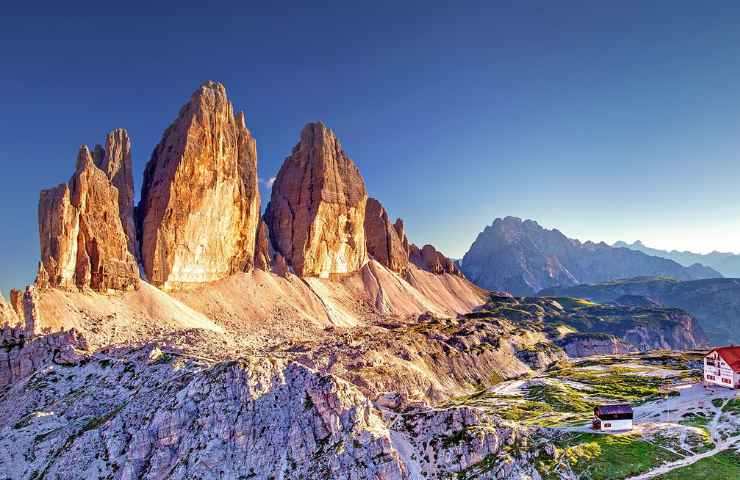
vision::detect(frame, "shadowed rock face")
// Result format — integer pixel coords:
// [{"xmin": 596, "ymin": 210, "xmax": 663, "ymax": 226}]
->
[
  {"xmin": 8, "ymin": 289, "xmax": 23, "ymax": 322},
  {"xmin": 363, "ymin": 198, "xmax": 409, "ymax": 274},
  {"xmin": 38, "ymin": 145, "xmax": 140, "ymax": 292},
  {"xmin": 253, "ymin": 219, "xmax": 273, "ymax": 272},
  {"xmin": 266, "ymin": 122, "xmax": 368, "ymax": 277},
  {"xmin": 137, "ymin": 81, "xmax": 260, "ymax": 290}
]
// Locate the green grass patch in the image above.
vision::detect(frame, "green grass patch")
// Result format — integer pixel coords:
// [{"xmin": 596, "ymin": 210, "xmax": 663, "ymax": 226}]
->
[
  {"xmin": 540, "ymin": 432, "xmax": 681, "ymax": 480},
  {"xmin": 679, "ymin": 412, "xmax": 711, "ymax": 432},
  {"xmin": 722, "ymin": 399, "xmax": 740, "ymax": 414},
  {"xmin": 526, "ymin": 383, "xmax": 593, "ymax": 413},
  {"xmin": 654, "ymin": 449, "xmax": 740, "ymax": 479},
  {"xmin": 552, "ymin": 367, "xmax": 662, "ymax": 402}
]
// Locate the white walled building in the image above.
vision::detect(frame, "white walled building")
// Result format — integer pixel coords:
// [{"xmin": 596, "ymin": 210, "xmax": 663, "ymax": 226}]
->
[
  {"xmin": 592, "ymin": 404, "xmax": 633, "ymax": 431},
  {"xmin": 704, "ymin": 346, "xmax": 740, "ymax": 389}
]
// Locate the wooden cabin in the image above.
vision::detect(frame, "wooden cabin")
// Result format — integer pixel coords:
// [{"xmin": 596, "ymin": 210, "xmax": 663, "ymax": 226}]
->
[{"xmin": 592, "ymin": 404, "xmax": 633, "ymax": 431}]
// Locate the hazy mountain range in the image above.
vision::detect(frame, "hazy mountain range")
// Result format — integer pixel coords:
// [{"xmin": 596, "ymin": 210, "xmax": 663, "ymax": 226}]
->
[
  {"xmin": 540, "ymin": 277, "xmax": 740, "ymax": 345},
  {"xmin": 460, "ymin": 217, "xmax": 721, "ymax": 295},
  {"xmin": 614, "ymin": 240, "xmax": 740, "ymax": 278}
]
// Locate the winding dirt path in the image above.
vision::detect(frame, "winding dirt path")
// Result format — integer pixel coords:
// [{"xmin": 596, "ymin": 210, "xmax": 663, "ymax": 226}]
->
[{"xmin": 625, "ymin": 435, "xmax": 740, "ymax": 480}]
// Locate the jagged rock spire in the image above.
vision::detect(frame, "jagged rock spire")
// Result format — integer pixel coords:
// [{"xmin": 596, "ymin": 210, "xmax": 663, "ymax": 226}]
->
[
  {"xmin": 0, "ymin": 292, "xmax": 19, "ymax": 327},
  {"xmin": 364, "ymin": 198, "xmax": 409, "ymax": 275},
  {"xmin": 266, "ymin": 122, "xmax": 368, "ymax": 277},
  {"xmin": 137, "ymin": 81, "xmax": 260, "ymax": 289},
  {"xmin": 92, "ymin": 128, "xmax": 137, "ymax": 258},
  {"xmin": 38, "ymin": 136, "xmax": 140, "ymax": 292}
]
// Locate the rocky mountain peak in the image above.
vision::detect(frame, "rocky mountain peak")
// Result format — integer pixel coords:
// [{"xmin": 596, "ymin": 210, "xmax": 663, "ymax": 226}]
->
[
  {"xmin": 89, "ymin": 128, "xmax": 137, "ymax": 258},
  {"xmin": 137, "ymin": 81, "xmax": 260, "ymax": 289},
  {"xmin": 38, "ymin": 135, "xmax": 140, "ymax": 292},
  {"xmin": 462, "ymin": 217, "xmax": 722, "ymax": 295},
  {"xmin": 266, "ymin": 122, "xmax": 368, "ymax": 277},
  {"xmin": 75, "ymin": 144, "xmax": 94, "ymax": 171},
  {"xmin": 363, "ymin": 198, "xmax": 409, "ymax": 274}
]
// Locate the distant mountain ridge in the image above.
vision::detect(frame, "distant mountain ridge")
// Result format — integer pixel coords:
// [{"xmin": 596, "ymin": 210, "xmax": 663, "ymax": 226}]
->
[
  {"xmin": 461, "ymin": 217, "xmax": 722, "ymax": 295},
  {"xmin": 614, "ymin": 240, "xmax": 740, "ymax": 278},
  {"xmin": 539, "ymin": 277, "xmax": 740, "ymax": 345}
]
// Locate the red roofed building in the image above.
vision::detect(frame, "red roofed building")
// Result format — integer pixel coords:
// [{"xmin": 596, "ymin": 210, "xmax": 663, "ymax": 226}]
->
[{"xmin": 704, "ymin": 346, "xmax": 740, "ymax": 389}]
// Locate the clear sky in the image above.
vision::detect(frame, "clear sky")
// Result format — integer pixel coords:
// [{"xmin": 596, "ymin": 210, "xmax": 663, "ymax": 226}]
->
[{"xmin": 2, "ymin": 1, "xmax": 740, "ymax": 294}]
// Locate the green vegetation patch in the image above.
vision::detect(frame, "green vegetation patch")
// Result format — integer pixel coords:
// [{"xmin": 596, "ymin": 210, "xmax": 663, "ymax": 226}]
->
[
  {"xmin": 539, "ymin": 432, "xmax": 681, "ymax": 480},
  {"xmin": 552, "ymin": 367, "xmax": 662, "ymax": 402},
  {"xmin": 654, "ymin": 449, "xmax": 740, "ymax": 480},
  {"xmin": 722, "ymin": 399, "xmax": 740, "ymax": 414},
  {"xmin": 679, "ymin": 412, "xmax": 711, "ymax": 432},
  {"xmin": 526, "ymin": 383, "xmax": 593, "ymax": 413}
]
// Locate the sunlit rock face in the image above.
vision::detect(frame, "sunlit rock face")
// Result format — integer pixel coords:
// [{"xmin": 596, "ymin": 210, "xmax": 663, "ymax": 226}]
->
[
  {"xmin": 92, "ymin": 128, "xmax": 137, "ymax": 259},
  {"xmin": 0, "ymin": 293, "xmax": 18, "ymax": 327},
  {"xmin": 266, "ymin": 122, "xmax": 368, "ymax": 278},
  {"xmin": 38, "ymin": 144, "xmax": 140, "ymax": 292},
  {"xmin": 409, "ymin": 243, "xmax": 462, "ymax": 276},
  {"xmin": 364, "ymin": 198, "xmax": 409, "ymax": 275},
  {"xmin": 137, "ymin": 81, "xmax": 260, "ymax": 290}
]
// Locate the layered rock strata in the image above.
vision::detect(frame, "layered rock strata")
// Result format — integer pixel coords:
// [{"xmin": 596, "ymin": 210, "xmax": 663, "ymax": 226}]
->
[
  {"xmin": 38, "ymin": 143, "xmax": 140, "ymax": 292},
  {"xmin": 267, "ymin": 122, "xmax": 368, "ymax": 278},
  {"xmin": 137, "ymin": 81, "xmax": 260, "ymax": 289}
]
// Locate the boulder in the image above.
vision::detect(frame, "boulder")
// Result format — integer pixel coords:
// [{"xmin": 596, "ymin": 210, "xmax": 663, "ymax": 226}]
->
[
  {"xmin": 266, "ymin": 122, "xmax": 368, "ymax": 277},
  {"xmin": 38, "ymin": 144, "xmax": 140, "ymax": 292},
  {"xmin": 137, "ymin": 81, "xmax": 260, "ymax": 290}
]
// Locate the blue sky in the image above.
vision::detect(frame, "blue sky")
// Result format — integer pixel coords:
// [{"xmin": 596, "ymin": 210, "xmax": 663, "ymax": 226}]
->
[{"xmin": 2, "ymin": 1, "xmax": 740, "ymax": 294}]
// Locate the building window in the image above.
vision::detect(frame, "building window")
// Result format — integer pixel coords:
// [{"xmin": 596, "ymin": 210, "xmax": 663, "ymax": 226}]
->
[
  {"xmin": 707, "ymin": 375, "xmax": 715, "ymax": 380},
  {"xmin": 604, "ymin": 423, "xmax": 611, "ymax": 428},
  {"xmin": 723, "ymin": 378, "xmax": 731, "ymax": 384}
]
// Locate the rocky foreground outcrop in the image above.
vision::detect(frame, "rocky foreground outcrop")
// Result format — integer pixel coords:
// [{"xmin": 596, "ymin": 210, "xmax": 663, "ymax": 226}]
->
[
  {"xmin": 461, "ymin": 216, "xmax": 720, "ymax": 295},
  {"xmin": 0, "ymin": 328, "xmax": 88, "ymax": 387},
  {"xmin": 267, "ymin": 122, "xmax": 368, "ymax": 277},
  {"xmin": 137, "ymin": 81, "xmax": 260, "ymax": 289},
  {"xmin": 38, "ymin": 142, "xmax": 140, "ymax": 292},
  {"xmin": 0, "ymin": 336, "xmax": 544, "ymax": 480}
]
